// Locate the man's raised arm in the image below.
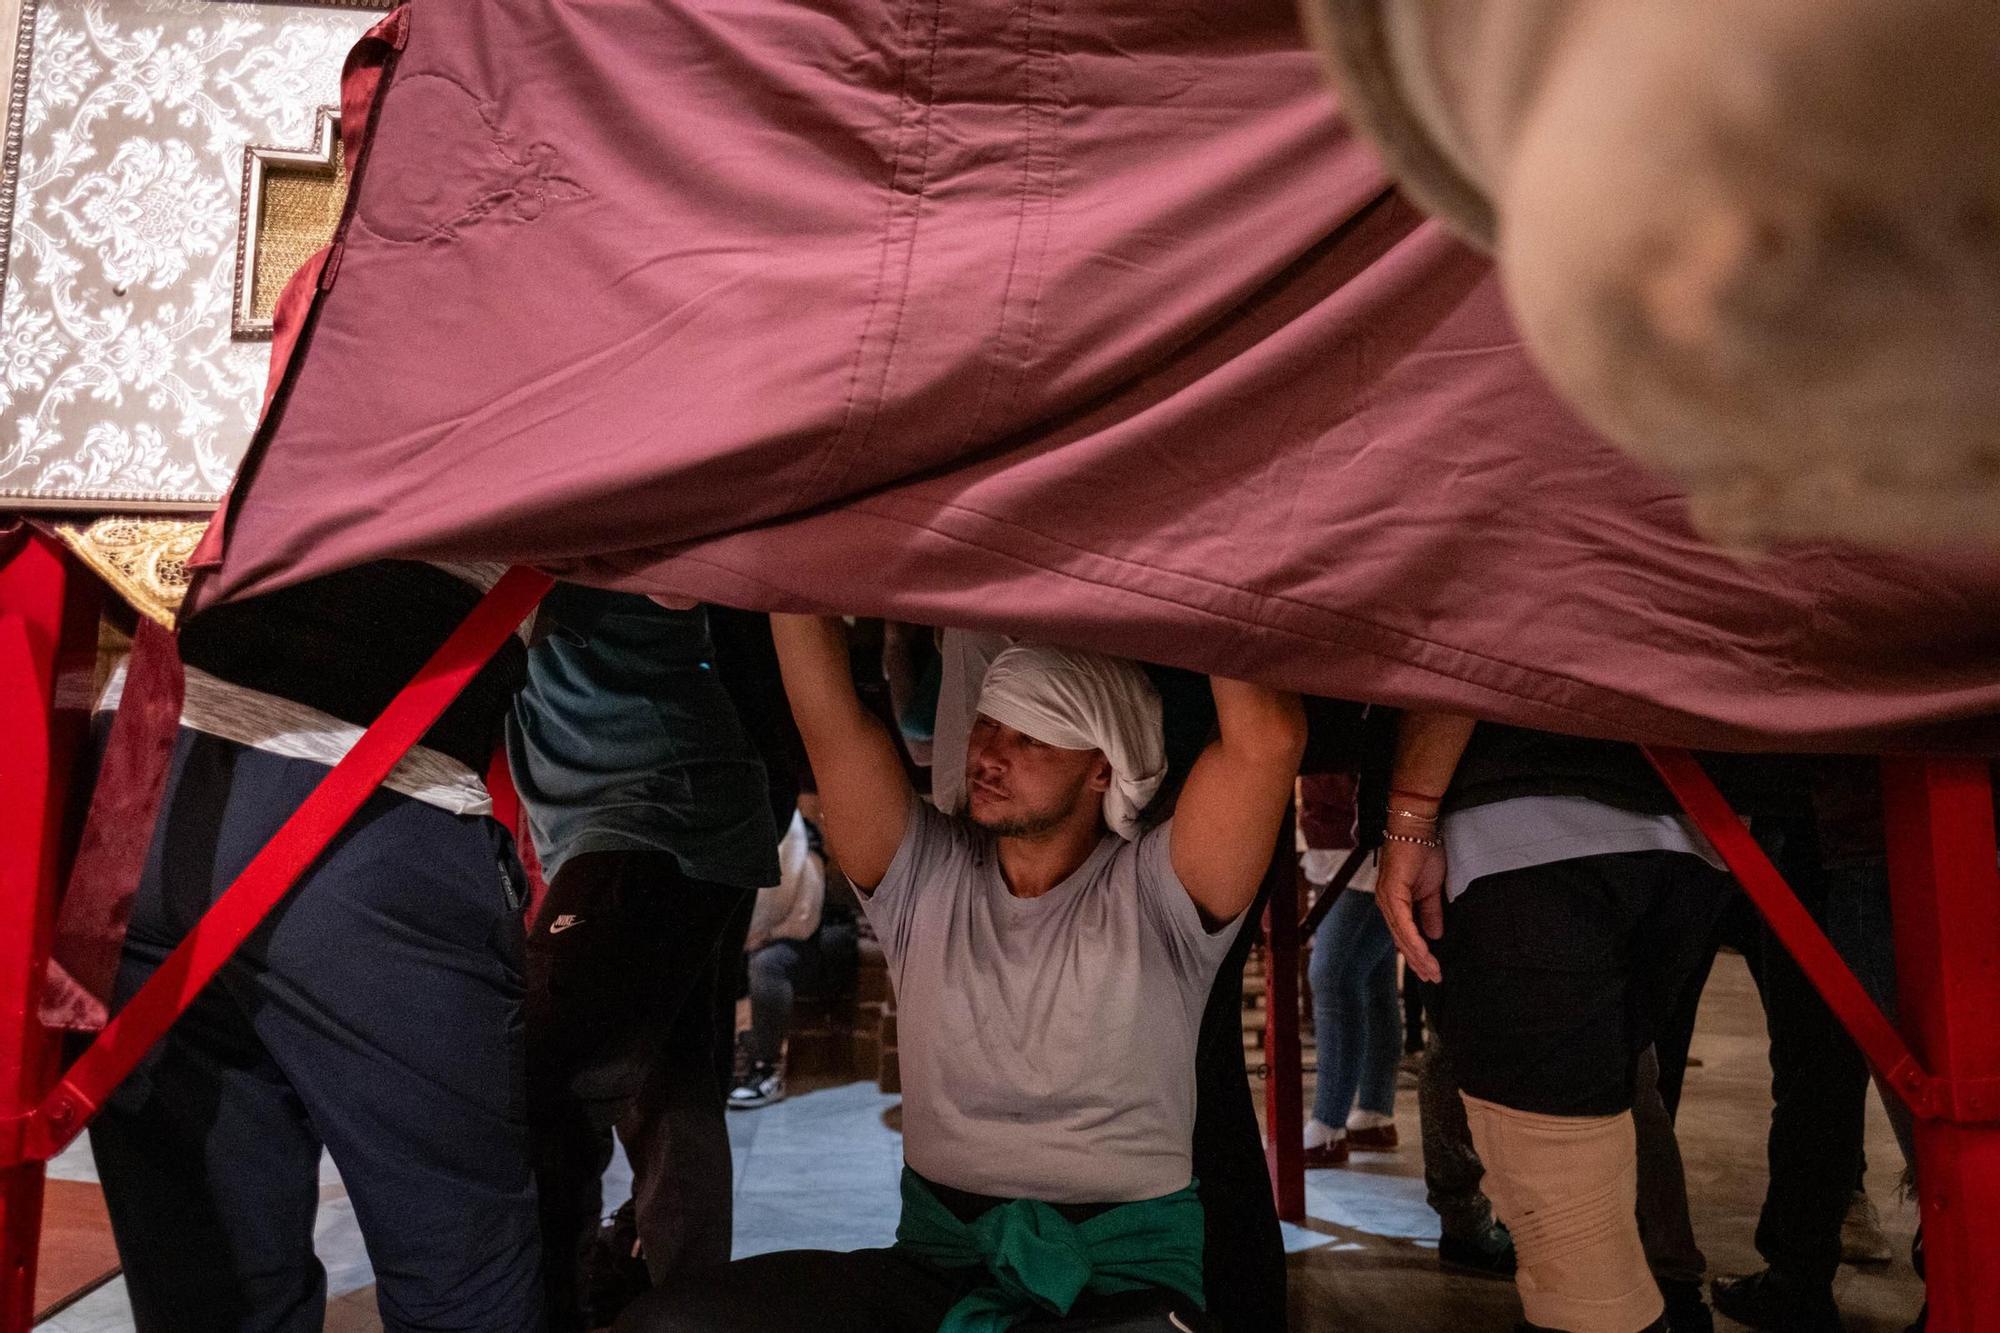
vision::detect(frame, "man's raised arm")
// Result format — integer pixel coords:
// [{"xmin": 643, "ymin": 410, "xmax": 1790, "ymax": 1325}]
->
[
  {"xmin": 1170, "ymin": 677, "xmax": 1307, "ymax": 928},
  {"xmin": 769, "ymin": 614, "xmax": 914, "ymax": 891}
]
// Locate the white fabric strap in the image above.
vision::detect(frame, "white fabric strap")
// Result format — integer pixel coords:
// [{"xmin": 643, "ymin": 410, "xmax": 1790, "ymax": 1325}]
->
[{"xmin": 975, "ymin": 642, "xmax": 1165, "ymax": 841}]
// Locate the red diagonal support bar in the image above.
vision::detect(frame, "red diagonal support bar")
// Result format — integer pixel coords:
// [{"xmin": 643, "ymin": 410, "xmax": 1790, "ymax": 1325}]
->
[
  {"xmin": 1642, "ymin": 746, "xmax": 1940, "ymax": 1114},
  {"xmin": 22, "ymin": 565, "xmax": 552, "ymax": 1161},
  {"xmin": 1882, "ymin": 758, "xmax": 2000, "ymax": 1331},
  {"xmin": 1648, "ymin": 748, "xmax": 2000, "ymax": 1333},
  {"xmin": 0, "ymin": 530, "xmax": 99, "ymax": 1333}
]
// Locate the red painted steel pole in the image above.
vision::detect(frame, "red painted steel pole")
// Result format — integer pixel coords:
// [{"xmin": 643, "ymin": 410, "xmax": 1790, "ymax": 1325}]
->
[
  {"xmin": 0, "ymin": 531, "xmax": 99, "ymax": 1333},
  {"xmin": 1263, "ymin": 835, "xmax": 1306, "ymax": 1222},
  {"xmin": 1882, "ymin": 758, "xmax": 2000, "ymax": 1333}
]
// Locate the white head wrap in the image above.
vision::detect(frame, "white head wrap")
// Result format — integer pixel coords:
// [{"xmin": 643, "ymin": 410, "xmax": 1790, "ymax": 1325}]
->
[{"xmin": 973, "ymin": 643, "xmax": 1166, "ymax": 841}]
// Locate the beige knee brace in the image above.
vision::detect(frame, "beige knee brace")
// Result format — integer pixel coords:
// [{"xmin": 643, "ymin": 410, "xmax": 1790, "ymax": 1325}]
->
[{"xmin": 1460, "ymin": 1094, "xmax": 1663, "ymax": 1333}]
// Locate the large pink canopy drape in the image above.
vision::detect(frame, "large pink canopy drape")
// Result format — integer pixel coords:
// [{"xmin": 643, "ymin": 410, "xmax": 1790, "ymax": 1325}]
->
[{"xmin": 188, "ymin": 0, "xmax": 2000, "ymax": 753}]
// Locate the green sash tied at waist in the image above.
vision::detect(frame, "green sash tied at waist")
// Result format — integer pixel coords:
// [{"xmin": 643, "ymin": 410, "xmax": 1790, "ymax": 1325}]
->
[{"xmin": 893, "ymin": 1167, "xmax": 1205, "ymax": 1332}]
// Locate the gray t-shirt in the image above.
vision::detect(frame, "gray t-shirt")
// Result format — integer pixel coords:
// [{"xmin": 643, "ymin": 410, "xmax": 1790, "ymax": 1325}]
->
[{"xmin": 864, "ymin": 800, "xmax": 1238, "ymax": 1204}]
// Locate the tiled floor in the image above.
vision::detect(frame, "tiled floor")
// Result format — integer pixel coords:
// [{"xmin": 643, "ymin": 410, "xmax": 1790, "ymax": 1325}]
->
[
  {"xmin": 34, "ymin": 1080, "xmax": 906, "ymax": 1333},
  {"xmin": 37, "ymin": 954, "xmax": 1925, "ymax": 1331}
]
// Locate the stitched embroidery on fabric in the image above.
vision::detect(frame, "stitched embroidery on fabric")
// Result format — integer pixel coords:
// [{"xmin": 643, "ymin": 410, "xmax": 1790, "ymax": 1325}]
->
[{"xmin": 348, "ymin": 69, "xmax": 590, "ymax": 245}]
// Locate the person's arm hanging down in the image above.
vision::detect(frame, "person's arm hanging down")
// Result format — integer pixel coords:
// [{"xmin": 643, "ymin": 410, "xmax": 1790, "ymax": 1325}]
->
[
  {"xmin": 1169, "ymin": 677, "xmax": 1308, "ymax": 928},
  {"xmin": 769, "ymin": 614, "xmax": 913, "ymax": 892},
  {"xmin": 1376, "ymin": 709, "xmax": 1477, "ymax": 983}
]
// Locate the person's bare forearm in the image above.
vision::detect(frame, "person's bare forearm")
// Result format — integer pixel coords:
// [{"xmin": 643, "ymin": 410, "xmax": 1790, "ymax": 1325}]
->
[
  {"xmin": 769, "ymin": 614, "xmax": 872, "ymax": 752},
  {"xmin": 1390, "ymin": 710, "xmax": 1477, "ymax": 809},
  {"xmin": 1211, "ymin": 676, "xmax": 1309, "ymax": 768},
  {"xmin": 769, "ymin": 614, "xmax": 911, "ymax": 889},
  {"xmin": 1171, "ymin": 678, "xmax": 1307, "ymax": 926}
]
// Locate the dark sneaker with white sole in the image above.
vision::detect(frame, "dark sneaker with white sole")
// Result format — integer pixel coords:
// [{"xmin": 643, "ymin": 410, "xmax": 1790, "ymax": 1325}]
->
[{"xmin": 728, "ymin": 1060, "xmax": 784, "ymax": 1109}]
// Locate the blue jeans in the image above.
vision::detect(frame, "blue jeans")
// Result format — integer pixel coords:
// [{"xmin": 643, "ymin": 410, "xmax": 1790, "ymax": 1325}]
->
[{"xmin": 1308, "ymin": 889, "xmax": 1399, "ymax": 1125}]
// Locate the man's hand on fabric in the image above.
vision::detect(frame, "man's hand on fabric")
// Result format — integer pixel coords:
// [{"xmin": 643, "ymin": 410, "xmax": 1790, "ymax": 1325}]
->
[{"xmin": 1378, "ymin": 836, "xmax": 1446, "ymax": 984}]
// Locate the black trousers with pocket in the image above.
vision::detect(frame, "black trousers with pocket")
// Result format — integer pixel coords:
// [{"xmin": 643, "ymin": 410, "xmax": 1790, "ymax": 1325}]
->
[
  {"xmin": 1436, "ymin": 850, "xmax": 1733, "ymax": 1117},
  {"xmin": 91, "ymin": 729, "xmax": 543, "ymax": 1333},
  {"xmin": 1740, "ymin": 822, "xmax": 1874, "ymax": 1290}
]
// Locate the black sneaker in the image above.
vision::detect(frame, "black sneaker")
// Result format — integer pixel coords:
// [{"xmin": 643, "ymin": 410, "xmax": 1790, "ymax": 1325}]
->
[
  {"xmin": 1661, "ymin": 1277, "xmax": 1714, "ymax": 1333},
  {"xmin": 1710, "ymin": 1268, "xmax": 1844, "ymax": 1333},
  {"xmin": 728, "ymin": 1060, "xmax": 784, "ymax": 1109},
  {"xmin": 1438, "ymin": 1220, "xmax": 1517, "ymax": 1278}
]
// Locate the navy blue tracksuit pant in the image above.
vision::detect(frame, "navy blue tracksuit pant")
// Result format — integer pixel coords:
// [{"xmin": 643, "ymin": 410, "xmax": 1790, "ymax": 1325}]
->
[{"xmin": 90, "ymin": 729, "xmax": 544, "ymax": 1333}]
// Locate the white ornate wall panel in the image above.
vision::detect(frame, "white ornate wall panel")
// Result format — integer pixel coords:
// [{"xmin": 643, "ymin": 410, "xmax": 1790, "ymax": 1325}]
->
[{"xmin": 0, "ymin": 0, "xmax": 383, "ymax": 511}]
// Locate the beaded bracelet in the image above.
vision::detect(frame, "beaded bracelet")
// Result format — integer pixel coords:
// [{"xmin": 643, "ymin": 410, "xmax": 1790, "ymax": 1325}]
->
[{"xmin": 1382, "ymin": 830, "xmax": 1442, "ymax": 849}]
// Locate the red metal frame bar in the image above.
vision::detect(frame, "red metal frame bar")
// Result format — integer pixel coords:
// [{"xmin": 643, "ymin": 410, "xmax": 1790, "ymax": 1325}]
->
[
  {"xmin": 1648, "ymin": 746, "xmax": 2000, "ymax": 1333},
  {"xmin": 1882, "ymin": 758, "xmax": 2000, "ymax": 1328},
  {"xmin": 0, "ymin": 531, "xmax": 100, "ymax": 1331},
  {"xmin": 1263, "ymin": 840, "xmax": 1307, "ymax": 1222}
]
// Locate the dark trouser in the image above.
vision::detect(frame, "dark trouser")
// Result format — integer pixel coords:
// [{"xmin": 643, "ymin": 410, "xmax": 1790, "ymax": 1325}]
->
[
  {"xmin": 1404, "ymin": 968, "xmax": 1427, "ymax": 1053},
  {"xmin": 615, "ymin": 1247, "xmax": 1206, "ymax": 1332},
  {"xmin": 743, "ymin": 915, "xmax": 860, "ymax": 1065},
  {"xmin": 1650, "ymin": 893, "xmax": 1754, "ymax": 1123},
  {"xmin": 1416, "ymin": 1019, "xmax": 1500, "ymax": 1243},
  {"xmin": 1824, "ymin": 859, "xmax": 1916, "ymax": 1176},
  {"xmin": 91, "ymin": 730, "xmax": 542, "ymax": 1333},
  {"xmin": 1633, "ymin": 1045, "xmax": 1705, "ymax": 1287},
  {"xmin": 1436, "ymin": 850, "xmax": 1733, "ymax": 1116},
  {"xmin": 527, "ymin": 850, "xmax": 752, "ymax": 1332},
  {"xmin": 1190, "ymin": 861, "xmax": 1287, "ymax": 1331},
  {"xmin": 1739, "ymin": 824, "xmax": 1874, "ymax": 1289},
  {"xmin": 1437, "ymin": 851, "xmax": 1729, "ymax": 1333}
]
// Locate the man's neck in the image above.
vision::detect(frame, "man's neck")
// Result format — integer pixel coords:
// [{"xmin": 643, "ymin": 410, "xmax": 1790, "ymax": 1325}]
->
[{"xmin": 994, "ymin": 822, "xmax": 1105, "ymax": 899}]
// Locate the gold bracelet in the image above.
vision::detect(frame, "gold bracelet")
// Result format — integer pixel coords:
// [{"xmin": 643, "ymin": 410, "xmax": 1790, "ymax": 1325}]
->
[
  {"xmin": 1382, "ymin": 831, "xmax": 1442, "ymax": 849},
  {"xmin": 1386, "ymin": 807, "xmax": 1439, "ymax": 824}
]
